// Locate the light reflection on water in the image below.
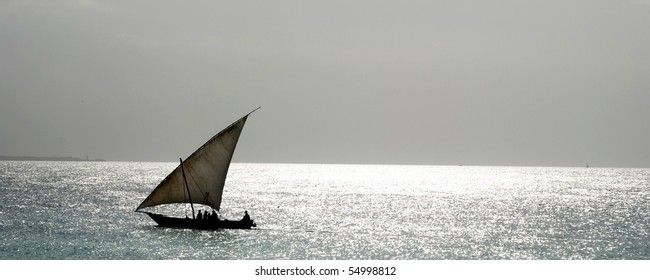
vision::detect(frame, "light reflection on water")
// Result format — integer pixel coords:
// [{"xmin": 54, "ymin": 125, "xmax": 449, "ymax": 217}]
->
[{"xmin": 0, "ymin": 161, "xmax": 648, "ymax": 259}]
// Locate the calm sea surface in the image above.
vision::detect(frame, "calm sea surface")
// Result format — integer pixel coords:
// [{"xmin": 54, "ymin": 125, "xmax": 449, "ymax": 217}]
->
[{"xmin": 1, "ymin": 161, "xmax": 648, "ymax": 260}]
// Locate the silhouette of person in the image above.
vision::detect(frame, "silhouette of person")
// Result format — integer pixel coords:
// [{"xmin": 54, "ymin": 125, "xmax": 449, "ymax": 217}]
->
[
  {"xmin": 197, "ymin": 210, "xmax": 203, "ymax": 220},
  {"xmin": 204, "ymin": 211, "xmax": 210, "ymax": 220},
  {"xmin": 243, "ymin": 210, "xmax": 250, "ymax": 222},
  {"xmin": 212, "ymin": 210, "xmax": 218, "ymax": 221}
]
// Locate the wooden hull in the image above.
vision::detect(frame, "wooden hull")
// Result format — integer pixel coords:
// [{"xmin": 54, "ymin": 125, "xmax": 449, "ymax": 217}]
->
[{"xmin": 143, "ymin": 212, "xmax": 256, "ymax": 230}]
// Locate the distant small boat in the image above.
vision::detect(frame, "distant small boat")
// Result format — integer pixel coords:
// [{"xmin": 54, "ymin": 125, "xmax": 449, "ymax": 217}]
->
[{"xmin": 135, "ymin": 108, "xmax": 260, "ymax": 229}]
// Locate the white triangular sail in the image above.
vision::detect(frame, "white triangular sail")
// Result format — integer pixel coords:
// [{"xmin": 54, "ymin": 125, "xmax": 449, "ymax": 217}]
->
[{"xmin": 136, "ymin": 108, "xmax": 258, "ymax": 211}]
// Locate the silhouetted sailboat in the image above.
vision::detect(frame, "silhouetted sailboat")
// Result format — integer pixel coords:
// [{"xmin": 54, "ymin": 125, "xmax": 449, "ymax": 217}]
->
[{"xmin": 135, "ymin": 108, "xmax": 260, "ymax": 229}]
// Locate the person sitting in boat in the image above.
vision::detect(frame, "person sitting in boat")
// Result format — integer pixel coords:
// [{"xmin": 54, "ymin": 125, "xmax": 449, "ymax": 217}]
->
[
  {"xmin": 211, "ymin": 210, "xmax": 219, "ymax": 221},
  {"xmin": 196, "ymin": 210, "xmax": 203, "ymax": 220},
  {"xmin": 204, "ymin": 211, "xmax": 210, "ymax": 220},
  {"xmin": 242, "ymin": 210, "xmax": 250, "ymax": 222}
]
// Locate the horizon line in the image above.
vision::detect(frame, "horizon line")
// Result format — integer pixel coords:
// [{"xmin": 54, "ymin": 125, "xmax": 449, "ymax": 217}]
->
[{"xmin": 1, "ymin": 155, "xmax": 647, "ymax": 169}]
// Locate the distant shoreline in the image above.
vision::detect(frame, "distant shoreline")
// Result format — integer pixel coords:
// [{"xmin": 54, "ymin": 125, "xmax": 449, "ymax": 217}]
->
[{"xmin": 0, "ymin": 156, "xmax": 106, "ymax": 162}]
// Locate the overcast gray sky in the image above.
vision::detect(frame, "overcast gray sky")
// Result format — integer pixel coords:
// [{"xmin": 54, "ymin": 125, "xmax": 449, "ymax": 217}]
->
[{"xmin": 1, "ymin": 0, "xmax": 649, "ymax": 167}]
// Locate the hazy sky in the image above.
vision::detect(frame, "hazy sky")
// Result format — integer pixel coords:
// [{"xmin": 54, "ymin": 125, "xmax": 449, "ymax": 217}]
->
[{"xmin": 1, "ymin": 0, "xmax": 649, "ymax": 167}]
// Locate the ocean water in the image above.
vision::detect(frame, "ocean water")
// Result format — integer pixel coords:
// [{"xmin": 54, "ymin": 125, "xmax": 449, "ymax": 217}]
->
[{"xmin": 0, "ymin": 161, "xmax": 648, "ymax": 260}]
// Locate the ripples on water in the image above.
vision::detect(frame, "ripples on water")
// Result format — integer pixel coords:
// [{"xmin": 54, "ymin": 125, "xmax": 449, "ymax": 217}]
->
[{"xmin": 0, "ymin": 161, "xmax": 648, "ymax": 259}]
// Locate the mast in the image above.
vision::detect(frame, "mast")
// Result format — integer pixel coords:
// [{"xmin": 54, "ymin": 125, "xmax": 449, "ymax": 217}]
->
[{"xmin": 180, "ymin": 158, "xmax": 195, "ymax": 219}]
